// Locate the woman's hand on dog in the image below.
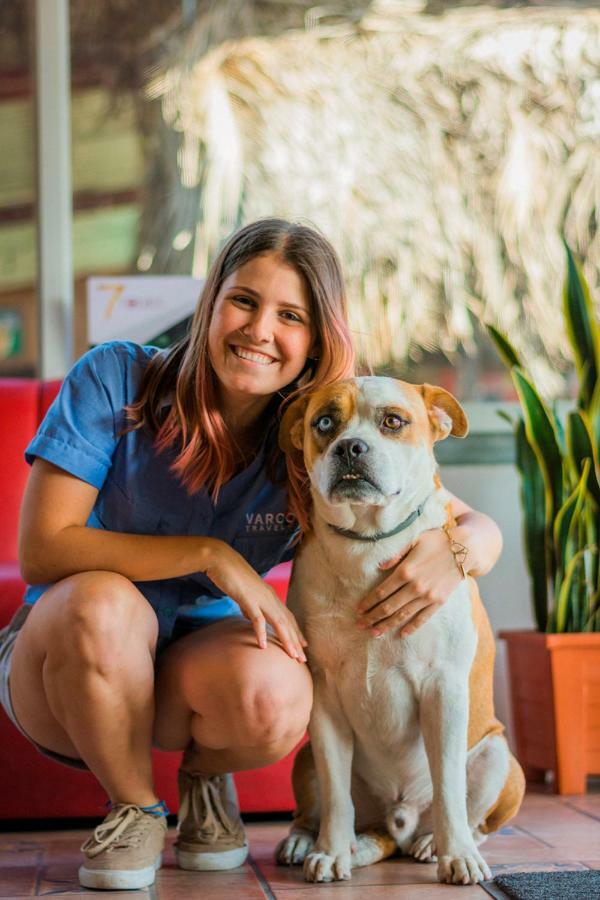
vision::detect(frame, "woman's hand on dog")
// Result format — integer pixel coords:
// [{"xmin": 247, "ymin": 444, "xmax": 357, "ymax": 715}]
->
[
  {"xmin": 206, "ymin": 542, "xmax": 308, "ymax": 661},
  {"xmin": 356, "ymin": 528, "xmax": 466, "ymax": 638}
]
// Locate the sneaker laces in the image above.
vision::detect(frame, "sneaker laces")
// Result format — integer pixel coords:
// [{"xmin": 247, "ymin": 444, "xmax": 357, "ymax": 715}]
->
[
  {"xmin": 178, "ymin": 773, "xmax": 242, "ymax": 843},
  {"xmin": 81, "ymin": 804, "xmax": 157, "ymax": 858}
]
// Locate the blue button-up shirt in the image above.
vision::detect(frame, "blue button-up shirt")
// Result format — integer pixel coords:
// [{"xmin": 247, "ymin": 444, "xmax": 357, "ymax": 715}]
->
[{"xmin": 24, "ymin": 342, "xmax": 298, "ymax": 637}]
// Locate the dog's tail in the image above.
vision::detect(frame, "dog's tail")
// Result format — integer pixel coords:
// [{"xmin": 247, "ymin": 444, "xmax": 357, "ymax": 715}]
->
[{"xmin": 385, "ymin": 802, "xmax": 419, "ymax": 850}]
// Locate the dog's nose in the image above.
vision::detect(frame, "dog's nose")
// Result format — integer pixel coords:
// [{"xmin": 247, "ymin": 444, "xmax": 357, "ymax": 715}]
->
[{"xmin": 334, "ymin": 438, "xmax": 369, "ymax": 463}]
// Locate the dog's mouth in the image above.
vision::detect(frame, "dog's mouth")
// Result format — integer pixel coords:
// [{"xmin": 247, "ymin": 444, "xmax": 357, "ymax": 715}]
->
[
  {"xmin": 329, "ymin": 467, "xmax": 382, "ymax": 499},
  {"xmin": 335, "ymin": 472, "xmax": 374, "ymax": 487}
]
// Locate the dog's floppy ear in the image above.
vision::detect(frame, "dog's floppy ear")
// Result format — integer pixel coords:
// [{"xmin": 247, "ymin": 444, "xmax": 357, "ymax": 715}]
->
[
  {"xmin": 421, "ymin": 384, "xmax": 469, "ymax": 441},
  {"xmin": 279, "ymin": 395, "xmax": 310, "ymax": 454}
]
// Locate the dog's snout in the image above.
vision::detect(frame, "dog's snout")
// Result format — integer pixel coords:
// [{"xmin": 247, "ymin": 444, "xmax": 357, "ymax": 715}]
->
[{"xmin": 334, "ymin": 438, "xmax": 369, "ymax": 463}]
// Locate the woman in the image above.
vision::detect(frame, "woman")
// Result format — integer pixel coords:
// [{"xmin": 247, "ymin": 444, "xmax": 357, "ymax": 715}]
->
[{"xmin": 0, "ymin": 219, "xmax": 501, "ymax": 891}]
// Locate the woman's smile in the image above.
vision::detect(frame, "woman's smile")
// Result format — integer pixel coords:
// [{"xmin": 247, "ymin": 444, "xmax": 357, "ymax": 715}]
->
[{"xmin": 229, "ymin": 344, "xmax": 279, "ymax": 366}]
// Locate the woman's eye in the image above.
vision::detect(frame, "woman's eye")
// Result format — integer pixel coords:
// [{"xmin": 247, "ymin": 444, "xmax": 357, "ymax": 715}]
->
[
  {"xmin": 315, "ymin": 416, "xmax": 334, "ymax": 433},
  {"xmin": 231, "ymin": 294, "xmax": 255, "ymax": 307},
  {"xmin": 382, "ymin": 414, "xmax": 407, "ymax": 430},
  {"xmin": 280, "ymin": 310, "xmax": 302, "ymax": 323}
]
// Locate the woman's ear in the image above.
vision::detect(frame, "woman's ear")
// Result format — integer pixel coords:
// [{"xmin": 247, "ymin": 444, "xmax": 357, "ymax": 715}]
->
[
  {"xmin": 279, "ymin": 396, "xmax": 310, "ymax": 454},
  {"xmin": 420, "ymin": 384, "xmax": 469, "ymax": 441}
]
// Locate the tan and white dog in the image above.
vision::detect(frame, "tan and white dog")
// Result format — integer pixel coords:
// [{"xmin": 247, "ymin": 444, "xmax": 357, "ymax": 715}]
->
[{"xmin": 276, "ymin": 377, "xmax": 525, "ymax": 885}]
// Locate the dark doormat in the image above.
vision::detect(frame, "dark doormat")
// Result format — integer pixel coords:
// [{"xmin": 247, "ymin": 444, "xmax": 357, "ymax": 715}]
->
[{"xmin": 490, "ymin": 870, "xmax": 600, "ymax": 899}]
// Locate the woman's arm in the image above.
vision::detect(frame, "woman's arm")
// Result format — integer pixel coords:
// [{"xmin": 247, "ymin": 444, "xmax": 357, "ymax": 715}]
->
[
  {"xmin": 19, "ymin": 459, "xmax": 222, "ymax": 585},
  {"xmin": 445, "ymin": 491, "xmax": 503, "ymax": 577},
  {"xmin": 356, "ymin": 491, "xmax": 502, "ymax": 638},
  {"xmin": 19, "ymin": 459, "xmax": 307, "ymax": 660}
]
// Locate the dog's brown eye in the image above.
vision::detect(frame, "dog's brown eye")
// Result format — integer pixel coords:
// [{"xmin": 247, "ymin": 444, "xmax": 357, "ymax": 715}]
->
[{"xmin": 382, "ymin": 414, "xmax": 407, "ymax": 430}]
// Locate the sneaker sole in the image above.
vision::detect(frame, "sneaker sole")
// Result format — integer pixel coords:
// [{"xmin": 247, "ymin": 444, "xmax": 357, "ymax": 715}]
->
[
  {"xmin": 176, "ymin": 843, "xmax": 249, "ymax": 871},
  {"xmin": 78, "ymin": 853, "xmax": 162, "ymax": 890}
]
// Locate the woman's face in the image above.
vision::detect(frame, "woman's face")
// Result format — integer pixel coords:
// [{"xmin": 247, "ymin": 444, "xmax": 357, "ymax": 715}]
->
[{"xmin": 208, "ymin": 252, "xmax": 317, "ymax": 418}]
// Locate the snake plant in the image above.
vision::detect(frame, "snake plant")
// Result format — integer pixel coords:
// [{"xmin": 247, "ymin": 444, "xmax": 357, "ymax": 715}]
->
[{"xmin": 487, "ymin": 244, "xmax": 600, "ymax": 633}]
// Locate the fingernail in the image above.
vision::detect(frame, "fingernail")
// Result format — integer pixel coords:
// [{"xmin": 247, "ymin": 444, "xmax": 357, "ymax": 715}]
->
[{"xmin": 372, "ymin": 628, "xmax": 383, "ymax": 638}]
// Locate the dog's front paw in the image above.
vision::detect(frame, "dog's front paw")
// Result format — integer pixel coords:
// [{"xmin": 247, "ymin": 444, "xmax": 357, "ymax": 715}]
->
[
  {"xmin": 409, "ymin": 832, "xmax": 437, "ymax": 863},
  {"xmin": 276, "ymin": 829, "xmax": 316, "ymax": 866},
  {"xmin": 304, "ymin": 848, "xmax": 352, "ymax": 882},
  {"xmin": 437, "ymin": 846, "xmax": 491, "ymax": 884}
]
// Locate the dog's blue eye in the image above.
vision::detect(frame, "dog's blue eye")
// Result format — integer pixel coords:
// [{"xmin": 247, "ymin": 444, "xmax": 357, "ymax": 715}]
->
[{"xmin": 315, "ymin": 416, "xmax": 334, "ymax": 433}]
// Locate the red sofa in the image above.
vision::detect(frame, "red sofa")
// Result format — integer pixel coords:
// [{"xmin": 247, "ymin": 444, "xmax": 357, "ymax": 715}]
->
[{"xmin": 0, "ymin": 378, "xmax": 296, "ymax": 819}]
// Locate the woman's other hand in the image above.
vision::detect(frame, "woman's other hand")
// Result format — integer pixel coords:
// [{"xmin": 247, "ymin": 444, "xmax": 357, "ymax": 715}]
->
[
  {"xmin": 356, "ymin": 528, "xmax": 464, "ymax": 638},
  {"xmin": 206, "ymin": 543, "xmax": 307, "ymax": 661},
  {"xmin": 356, "ymin": 494, "xmax": 503, "ymax": 638}
]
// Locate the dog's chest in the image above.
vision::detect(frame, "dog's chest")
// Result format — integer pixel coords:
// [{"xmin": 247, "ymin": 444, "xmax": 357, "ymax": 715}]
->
[{"xmin": 296, "ymin": 566, "xmax": 476, "ymax": 748}]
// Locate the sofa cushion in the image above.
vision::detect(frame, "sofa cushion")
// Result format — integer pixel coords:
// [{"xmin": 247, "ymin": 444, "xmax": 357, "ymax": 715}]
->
[
  {"xmin": 39, "ymin": 379, "xmax": 62, "ymax": 420},
  {"xmin": 0, "ymin": 380, "xmax": 40, "ymax": 563}
]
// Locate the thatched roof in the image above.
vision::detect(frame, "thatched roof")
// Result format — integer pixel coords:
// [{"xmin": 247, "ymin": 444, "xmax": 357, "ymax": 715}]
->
[{"xmin": 144, "ymin": 2, "xmax": 600, "ymax": 392}]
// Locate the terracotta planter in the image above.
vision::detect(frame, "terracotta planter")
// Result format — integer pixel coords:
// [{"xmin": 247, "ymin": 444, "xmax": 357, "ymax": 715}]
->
[{"xmin": 500, "ymin": 630, "xmax": 600, "ymax": 794}]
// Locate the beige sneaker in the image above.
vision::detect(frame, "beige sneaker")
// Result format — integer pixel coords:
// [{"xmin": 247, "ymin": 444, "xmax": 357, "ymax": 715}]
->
[
  {"xmin": 79, "ymin": 803, "xmax": 167, "ymax": 890},
  {"xmin": 175, "ymin": 770, "xmax": 249, "ymax": 870}
]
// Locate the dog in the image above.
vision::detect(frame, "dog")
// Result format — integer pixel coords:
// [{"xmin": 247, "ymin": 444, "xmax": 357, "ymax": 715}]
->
[{"xmin": 276, "ymin": 377, "xmax": 525, "ymax": 885}]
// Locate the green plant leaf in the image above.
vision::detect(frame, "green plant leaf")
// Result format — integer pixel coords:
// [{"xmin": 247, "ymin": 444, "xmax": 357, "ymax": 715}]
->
[
  {"xmin": 497, "ymin": 409, "xmax": 515, "ymax": 427},
  {"xmin": 566, "ymin": 410, "xmax": 600, "ymax": 506},
  {"xmin": 589, "ymin": 378, "xmax": 600, "ymax": 450},
  {"xmin": 555, "ymin": 546, "xmax": 595, "ymax": 633},
  {"xmin": 486, "ymin": 324, "xmax": 522, "ymax": 370},
  {"xmin": 512, "ymin": 367, "xmax": 564, "ymax": 521},
  {"xmin": 583, "ymin": 589, "xmax": 600, "ymax": 632},
  {"xmin": 552, "ymin": 403, "xmax": 566, "ymax": 455},
  {"xmin": 563, "ymin": 242, "xmax": 600, "ymax": 410},
  {"xmin": 516, "ymin": 419, "xmax": 548, "ymax": 632},
  {"xmin": 553, "ymin": 459, "xmax": 590, "ymax": 580}
]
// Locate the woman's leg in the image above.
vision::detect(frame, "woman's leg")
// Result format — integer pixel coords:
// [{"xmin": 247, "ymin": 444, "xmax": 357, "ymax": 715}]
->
[
  {"xmin": 154, "ymin": 616, "xmax": 312, "ymax": 871},
  {"xmin": 153, "ymin": 616, "xmax": 312, "ymax": 770},
  {"xmin": 10, "ymin": 571, "xmax": 159, "ymax": 806}
]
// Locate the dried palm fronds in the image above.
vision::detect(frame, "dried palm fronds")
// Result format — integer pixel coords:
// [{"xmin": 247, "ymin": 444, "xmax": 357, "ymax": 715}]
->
[{"xmin": 145, "ymin": 3, "xmax": 600, "ymax": 392}]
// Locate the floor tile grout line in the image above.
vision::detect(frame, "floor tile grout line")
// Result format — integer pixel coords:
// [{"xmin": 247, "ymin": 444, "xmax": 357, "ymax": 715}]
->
[
  {"xmin": 562, "ymin": 800, "xmax": 600, "ymax": 824},
  {"xmin": 512, "ymin": 824, "xmax": 555, "ymax": 849},
  {"xmin": 247, "ymin": 854, "xmax": 277, "ymax": 900}
]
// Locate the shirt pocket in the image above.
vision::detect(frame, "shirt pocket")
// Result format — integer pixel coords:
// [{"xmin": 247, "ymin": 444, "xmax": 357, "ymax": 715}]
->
[{"xmin": 94, "ymin": 475, "xmax": 161, "ymax": 535}]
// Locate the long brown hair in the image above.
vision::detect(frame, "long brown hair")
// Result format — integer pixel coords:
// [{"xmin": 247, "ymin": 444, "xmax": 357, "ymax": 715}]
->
[{"xmin": 126, "ymin": 218, "xmax": 355, "ymax": 515}]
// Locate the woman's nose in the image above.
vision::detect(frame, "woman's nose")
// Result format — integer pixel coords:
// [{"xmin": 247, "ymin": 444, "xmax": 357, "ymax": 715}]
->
[{"xmin": 240, "ymin": 310, "xmax": 274, "ymax": 343}]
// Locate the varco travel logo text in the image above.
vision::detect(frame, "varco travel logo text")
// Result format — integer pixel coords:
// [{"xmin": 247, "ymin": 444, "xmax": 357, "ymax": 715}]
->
[{"xmin": 244, "ymin": 512, "xmax": 297, "ymax": 533}]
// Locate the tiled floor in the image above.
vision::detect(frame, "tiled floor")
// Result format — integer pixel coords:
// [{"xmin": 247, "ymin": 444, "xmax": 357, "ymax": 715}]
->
[{"xmin": 1, "ymin": 792, "xmax": 599, "ymax": 898}]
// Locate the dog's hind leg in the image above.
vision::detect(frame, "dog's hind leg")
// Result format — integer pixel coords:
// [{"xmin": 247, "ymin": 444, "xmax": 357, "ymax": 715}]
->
[
  {"xmin": 477, "ymin": 748, "xmax": 525, "ymax": 837},
  {"xmin": 466, "ymin": 734, "xmax": 523, "ymax": 840},
  {"xmin": 276, "ymin": 743, "xmax": 319, "ymax": 865}
]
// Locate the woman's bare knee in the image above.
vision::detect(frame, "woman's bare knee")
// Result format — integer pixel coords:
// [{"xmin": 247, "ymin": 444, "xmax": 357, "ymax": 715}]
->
[
  {"xmin": 155, "ymin": 622, "xmax": 313, "ymax": 757},
  {"xmin": 237, "ymin": 661, "xmax": 312, "ymax": 748},
  {"xmin": 50, "ymin": 572, "xmax": 158, "ymax": 666}
]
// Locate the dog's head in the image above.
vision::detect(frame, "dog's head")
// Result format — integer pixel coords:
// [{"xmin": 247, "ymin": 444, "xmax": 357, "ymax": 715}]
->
[{"xmin": 279, "ymin": 376, "xmax": 468, "ymax": 510}]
